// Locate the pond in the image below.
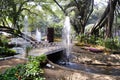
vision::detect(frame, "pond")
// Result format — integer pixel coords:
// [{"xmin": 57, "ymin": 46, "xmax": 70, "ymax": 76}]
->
[
  {"xmin": 47, "ymin": 49, "xmax": 120, "ymax": 76},
  {"xmin": 57, "ymin": 61, "xmax": 120, "ymax": 76}
]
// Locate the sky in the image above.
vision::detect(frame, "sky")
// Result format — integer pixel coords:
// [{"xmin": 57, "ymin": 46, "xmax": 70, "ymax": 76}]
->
[
  {"xmin": 94, "ymin": 0, "xmax": 108, "ymax": 8},
  {"xmin": 34, "ymin": 0, "xmax": 109, "ymax": 11},
  {"xmin": 94, "ymin": 0, "xmax": 108, "ymax": 5},
  {"xmin": 94, "ymin": 0, "xmax": 108, "ymax": 3}
]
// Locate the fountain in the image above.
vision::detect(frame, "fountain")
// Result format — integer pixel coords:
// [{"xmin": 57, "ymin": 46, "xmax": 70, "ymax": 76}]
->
[
  {"xmin": 24, "ymin": 15, "xmax": 120, "ymax": 79},
  {"xmin": 23, "ymin": 15, "xmax": 29, "ymax": 49},
  {"xmin": 47, "ymin": 16, "xmax": 120, "ymax": 77},
  {"xmin": 11, "ymin": 16, "xmax": 29, "ymax": 54},
  {"xmin": 62, "ymin": 16, "xmax": 72, "ymax": 60},
  {"xmin": 24, "ymin": 16, "xmax": 28, "ymax": 36},
  {"xmin": 35, "ymin": 28, "xmax": 42, "ymax": 42}
]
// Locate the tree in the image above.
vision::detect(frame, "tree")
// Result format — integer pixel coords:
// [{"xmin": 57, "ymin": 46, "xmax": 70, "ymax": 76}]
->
[
  {"xmin": 0, "ymin": 0, "xmax": 39, "ymax": 45},
  {"xmin": 91, "ymin": 0, "xmax": 120, "ymax": 38},
  {"xmin": 54, "ymin": 0, "xmax": 94, "ymax": 35},
  {"xmin": 0, "ymin": 0, "xmax": 58, "ymax": 45}
]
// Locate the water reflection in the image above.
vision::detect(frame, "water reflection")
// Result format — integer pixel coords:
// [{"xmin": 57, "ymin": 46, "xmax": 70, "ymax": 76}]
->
[{"xmin": 57, "ymin": 62, "xmax": 120, "ymax": 76}]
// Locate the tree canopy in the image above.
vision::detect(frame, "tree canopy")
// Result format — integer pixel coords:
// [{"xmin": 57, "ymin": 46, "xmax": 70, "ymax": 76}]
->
[{"xmin": 0, "ymin": 0, "xmax": 120, "ymax": 43}]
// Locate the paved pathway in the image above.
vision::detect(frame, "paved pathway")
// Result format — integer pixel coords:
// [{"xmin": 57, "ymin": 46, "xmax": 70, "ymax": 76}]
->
[{"xmin": 29, "ymin": 47, "xmax": 65, "ymax": 56}]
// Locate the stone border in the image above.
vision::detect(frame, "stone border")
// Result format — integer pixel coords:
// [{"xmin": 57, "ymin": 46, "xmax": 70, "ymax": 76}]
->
[
  {"xmin": 0, "ymin": 54, "xmax": 28, "ymax": 61},
  {"xmin": 46, "ymin": 60, "xmax": 120, "ymax": 80},
  {"xmin": 0, "ymin": 56, "xmax": 14, "ymax": 61}
]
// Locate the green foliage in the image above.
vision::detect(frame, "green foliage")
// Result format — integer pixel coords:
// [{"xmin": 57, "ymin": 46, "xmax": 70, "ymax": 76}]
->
[
  {"xmin": 0, "ymin": 34, "xmax": 16, "ymax": 56},
  {"xmin": 28, "ymin": 54, "xmax": 47, "ymax": 65},
  {"xmin": 96, "ymin": 38, "xmax": 104, "ymax": 46},
  {"xmin": 77, "ymin": 33, "xmax": 120, "ymax": 50},
  {"xmin": 114, "ymin": 37, "xmax": 120, "ymax": 48},
  {"xmin": 0, "ymin": 55, "xmax": 47, "ymax": 80},
  {"xmin": 76, "ymin": 34, "xmax": 87, "ymax": 43},
  {"xmin": 104, "ymin": 38, "xmax": 119, "ymax": 50},
  {"xmin": 54, "ymin": 27, "xmax": 62, "ymax": 38},
  {"xmin": 0, "ymin": 64, "xmax": 25, "ymax": 80},
  {"xmin": 87, "ymin": 35, "xmax": 96, "ymax": 44},
  {"xmin": 0, "ymin": 0, "xmax": 64, "ymax": 37},
  {"xmin": 13, "ymin": 30, "xmax": 19, "ymax": 37},
  {"xmin": 76, "ymin": 34, "xmax": 96, "ymax": 44},
  {"xmin": 24, "ymin": 54, "xmax": 46, "ymax": 80},
  {"xmin": 0, "ymin": 0, "xmax": 26, "ymax": 27},
  {"xmin": 0, "ymin": 34, "xmax": 10, "ymax": 47},
  {"xmin": 0, "ymin": 47, "xmax": 16, "ymax": 56},
  {"xmin": 96, "ymin": 37, "xmax": 120, "ymax": 50}
]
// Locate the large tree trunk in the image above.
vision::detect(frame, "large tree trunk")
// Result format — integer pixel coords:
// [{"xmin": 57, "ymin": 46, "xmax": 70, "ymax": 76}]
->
[
  {"xmin": 77, "ymin": 0, "xmax": 94, "ymax": 34},
  {"xmin": 106, "ymin": 0, "xmax": 116, "ymax": 38},
  {"xmin": 54, "ymin": 0, "xmax": 94, "ymax": 35},
  {"xmin": 80, "ymin": 24, "xmax": 85, "ymax": 34},
  {"xmin": 91, "ymin": 0, "xmax": 118, "ymax": 38},
  {"xmin": 91, "ymin": 2, "xmax": 110, "ymax": 35}
]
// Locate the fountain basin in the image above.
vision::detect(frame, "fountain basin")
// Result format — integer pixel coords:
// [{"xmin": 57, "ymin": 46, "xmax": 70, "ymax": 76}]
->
[
  {"xmin": 44, "ymin": 45, "xmax": 120, "ymax": 80},
  {"xmin": 44, "ymin": 61, "xmax": 120, "ymax": 80}
]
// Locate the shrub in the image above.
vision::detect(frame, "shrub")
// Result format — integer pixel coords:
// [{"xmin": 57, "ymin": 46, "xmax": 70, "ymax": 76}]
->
[
  {"xmin": 24, "ymin": 55, "xmax": 47, "ymax": 80},
  {"xmin": 96, "ymin": 38, "xmax": 120, "ymax": 50},
  {"xmin": 0, "ymin": 64, "xmax": 25, "ymax": 80},
  {"xmin": 54, "ymin": 27, "xmax": 62, "ymax": 38},
  {"xmin": 0, "ymin": 54, "xmax": 47, "ymax": 80},
  {"xmin": 0, "ymin": 34, "xmax": 16, "ymax": 57},
  {"xmin": 104, "ymin": 38, "xmax": 119, "ymax": 50},
  {"xmin": 87, "ymin": 35, "xmax": 96, "ymax": 44},
  {"xmin": 96, "ymin": 38, "xmax": 104, "ymax": 46},
  {"xmin": 76, "ymin": 34, "xmax": 87, "ymax": 43},
  {"xmin": 0, "ymin": 47, "xmax": 16, "ymax": 56},
  {"xmin": 0, "ymin": 34, "xmax": 9, "ymax": 48},
  {"xmin": 76, "ymin": 34, "xmax": 97, "ymax": 44}
]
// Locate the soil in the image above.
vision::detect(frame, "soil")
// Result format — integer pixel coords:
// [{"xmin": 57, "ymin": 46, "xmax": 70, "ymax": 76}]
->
[
  {"xmin": 0, "ymin": 58, "xmax": 26, "ymax": 73},
  {"xmin": 44, "ymin": 66, "xmax": 120, "ymax": 80}
]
